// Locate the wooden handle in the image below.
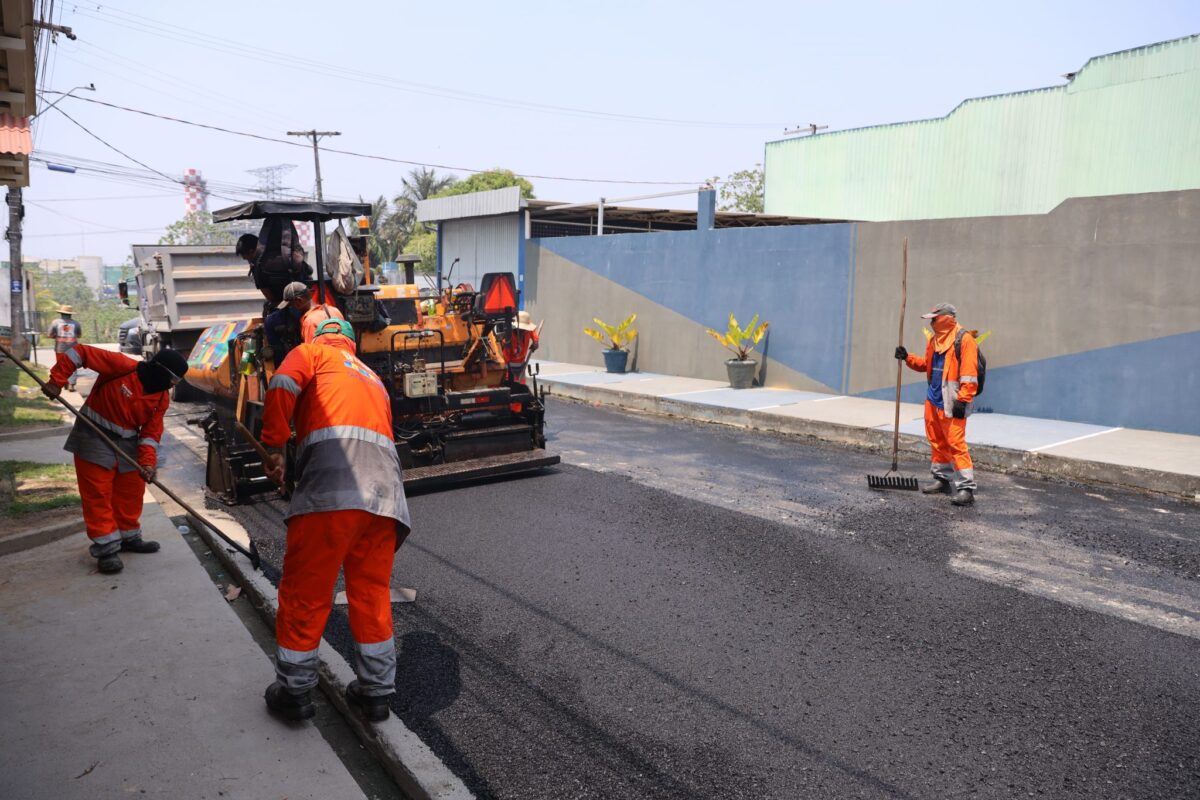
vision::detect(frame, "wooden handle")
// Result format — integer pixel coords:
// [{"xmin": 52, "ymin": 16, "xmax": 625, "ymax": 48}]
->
[
  {"xmin": 0, "ymin": 342, "xmax": 260, "ymax": 567},
  {"xmin": 235, "ymin": 421, "xmax": 272, "ymax": 463},
  {"xmin": 892, "ymin": 238, "xmax": 908, "ymax": 472}
]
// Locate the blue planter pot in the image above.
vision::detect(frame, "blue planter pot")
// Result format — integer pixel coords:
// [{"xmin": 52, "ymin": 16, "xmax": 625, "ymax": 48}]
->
[{"xmin": 603, "ymin": 349, "xmax": 629, "ymax": 373}]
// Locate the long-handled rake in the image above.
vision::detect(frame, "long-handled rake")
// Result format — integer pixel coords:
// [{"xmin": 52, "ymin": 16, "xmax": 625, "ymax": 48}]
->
[
  {"xmin": 0, "ymin": 342, "xmax": 262, "ymax": 568},
  {"xmin": 868, "ymin": 237, "xmax": 919, "ymax": 491}
]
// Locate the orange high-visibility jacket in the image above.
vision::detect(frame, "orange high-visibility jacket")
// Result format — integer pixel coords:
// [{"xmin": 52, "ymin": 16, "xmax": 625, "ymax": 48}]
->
[
  {"xmin": 904, "ymin": 326, "xmax": 980, "ymax": 407},
  {"xmin": 50, "ymin": 344, "xmax": 168, "ymax": 470},
  {"xmin": 504, "ymin": 329, "xmax": 539, "ymax": 367},
  {"xmin": 300, "ymin": 303, "xmax": 344, "ymax": 344},
  {"xmin": 262, "ymin": 335, "xmax": 409, "ymax": 529}
]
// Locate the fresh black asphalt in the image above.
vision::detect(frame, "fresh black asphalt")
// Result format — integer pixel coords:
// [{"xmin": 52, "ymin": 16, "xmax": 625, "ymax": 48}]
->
[{"xmin": 194, "ymin": 397, "xmax": 1200, "ymax": 799}]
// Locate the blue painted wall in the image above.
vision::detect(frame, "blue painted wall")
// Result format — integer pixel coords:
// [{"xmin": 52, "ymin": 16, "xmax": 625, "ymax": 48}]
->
[
  {"xmin": 538, "ymin": 223, "xmax": 857, "ymax": 391},
  {"xmin": 860, "ymin": 331, "xmax": 1200, "ymax": 435}
]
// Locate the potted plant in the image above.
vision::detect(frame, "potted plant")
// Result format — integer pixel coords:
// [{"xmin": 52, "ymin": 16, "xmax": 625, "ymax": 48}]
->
[
  {"xmin": 705, "ymin": 313, "xmax": 769, "ymax": 389},
  {"xmin": 583, "ymin": 314, "xmax": 638, "ymax": 373}
]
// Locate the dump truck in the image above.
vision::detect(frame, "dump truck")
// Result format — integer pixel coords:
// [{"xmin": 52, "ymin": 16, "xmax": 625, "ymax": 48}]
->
[
  {"xmin": 121, "ymin": 244, "xmax": 261, "ymax": 398},
  {"xmin": 189, "ymin": 200, "xmax": 558, "ymax": 500}
]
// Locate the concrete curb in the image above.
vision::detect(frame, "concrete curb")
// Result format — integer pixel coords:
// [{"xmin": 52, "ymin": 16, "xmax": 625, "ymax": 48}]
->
[
  {"xmin": 151, "ymin": 487, "xmax": 474, "ymax": 800},
  {"xmin": 0, "ymin": 423, "xmax": 71, "ymax": 443},
  {"xmin": 0, "ymin": 516, "xmax": 84, "ymax": 557},
  {"xmin": 543, "ymin": 379, "xmax": 1200, "ymax": 502}
]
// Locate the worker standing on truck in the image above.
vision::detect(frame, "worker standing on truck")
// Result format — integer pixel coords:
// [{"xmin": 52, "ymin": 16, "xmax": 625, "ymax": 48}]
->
[
  {"xmin": 263, "ymin": 281, "xmax": 345, "ymax": 366},
  {"xmin": 505, "ymin": 310, "xmax": 540, "ymax": 384},
  {"xmin": 47, "ymin": 304, "xmax": 83, "ymax": 392},
  {"xmin": 259, "ymin": 318, "xmax": 410, "ymax": 723},
  {"xmin": 236, "ymin": 229, "xmax": 313, "ymax": 307},
  {"xmin": 42, "ymin": 344, "xmax": 188, "ymax": 574},
  {"xmin": 895, "ymin": 302, "xmax": 980, "ymax": 506}
]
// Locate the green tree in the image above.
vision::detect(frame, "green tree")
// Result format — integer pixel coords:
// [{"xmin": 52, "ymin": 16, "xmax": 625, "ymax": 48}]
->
[
  {"xmin": 32, "ymin": 269, "xmax": 133, "ymax": 344},
  {"xmin": 158, "ymin": 211, "xmax": 240, "ymax": 246},
  {"xmin": 402, "ymin": 228, "xmax": 438, "ymax": 276},
  {"xmin": 708, "ymin": 164, "xmax": 764, "ymax": 213},
  {"xmin": 434, "ymin": 168, "xmax": 534, "ymax": 200}
]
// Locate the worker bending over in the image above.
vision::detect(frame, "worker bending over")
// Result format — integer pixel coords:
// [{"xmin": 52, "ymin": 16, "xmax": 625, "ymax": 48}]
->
[
  {"xmin": 44, "ymin": 345, "xmax": 189, "ymax": 573},
  {"xmin": 895, "ymin": 302, "xmax": 980, "ymax": 506},
  {"xmin": 264, "ymin": 281, "xmax": 344, "ymax": 366},
  {"xmin": 260, "ymin": 318, "xmax": 410, "ymax": 723}
]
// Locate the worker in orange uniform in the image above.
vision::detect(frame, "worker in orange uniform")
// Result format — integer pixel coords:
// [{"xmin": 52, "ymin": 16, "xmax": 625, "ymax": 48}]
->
[
  {"xmin": 47, "ymin": 304, "xmax": 83, "ymax": 391},
  {"xmin": 895, "ymin": 302, "xmax": 980, "ymax": 506},
  {"xmin": 259, "ymin": 318, "xmax": 410, "ymax": 723},
  {"xmin": 264, "ymin": 281, "xmax": 345, "ymax": 366},
  {"xmin": 43, "ymin": 344, "xmax": 189, "ymax": 573},
  {"xmin": 505, "ymin": 310, "xmax": 540, "ymax": 384}
]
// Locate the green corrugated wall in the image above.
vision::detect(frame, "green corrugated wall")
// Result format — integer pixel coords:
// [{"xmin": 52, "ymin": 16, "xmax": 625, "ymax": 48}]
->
[{"xmin": 764, "ymin": 35, "xmax": 1200, "ymax": 220}]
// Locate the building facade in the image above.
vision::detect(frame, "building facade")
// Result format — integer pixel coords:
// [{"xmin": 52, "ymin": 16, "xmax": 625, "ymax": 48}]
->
[{"xmin": 764, "ymin": 35, "xmax": 1200, "ymax": 221}]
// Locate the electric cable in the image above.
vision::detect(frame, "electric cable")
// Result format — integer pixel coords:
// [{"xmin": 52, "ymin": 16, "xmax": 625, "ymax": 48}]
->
[
  {"xmin": 72, "ymin": 3, "xmax": 784, "ymax": 130},
  {"xmin": 56, "ymin": 94, "xmax": 707, "ymax": 186}
]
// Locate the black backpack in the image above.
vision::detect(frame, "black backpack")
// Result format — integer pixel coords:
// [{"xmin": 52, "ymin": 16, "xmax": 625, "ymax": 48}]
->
[{"xmin": 954, "ymin": 329, "xmax": 987, "ymax": 396}]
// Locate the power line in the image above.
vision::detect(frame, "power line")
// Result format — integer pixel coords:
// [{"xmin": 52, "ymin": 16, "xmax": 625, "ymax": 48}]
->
[
  {"xmin": 72, "ymin": 3, "xmax": 784, "ymax": 131},
  {"xmin": 45, "ymin": 107, "xmax": 249, "ymax": 203},
  {"xmin": 57, "ymin": 94, "xmax": 704, "ymax": 186},
  {"xmin": 24, "ymin": 227, "xmax": 164, "ymax": 238}
]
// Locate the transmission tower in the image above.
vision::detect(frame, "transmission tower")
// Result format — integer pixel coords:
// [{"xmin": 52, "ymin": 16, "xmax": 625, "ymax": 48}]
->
[{"xmin": 246, "ymin": 163, "xmax": 298, "ymax": 200}]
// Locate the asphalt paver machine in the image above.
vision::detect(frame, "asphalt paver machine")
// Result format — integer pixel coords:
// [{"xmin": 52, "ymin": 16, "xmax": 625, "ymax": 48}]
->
[{"xmin": 189, "ymin": 200, "xmax": 558, "ymax": 503}]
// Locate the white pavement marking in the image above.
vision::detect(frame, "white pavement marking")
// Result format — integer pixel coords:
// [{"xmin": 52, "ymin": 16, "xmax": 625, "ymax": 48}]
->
[
  {"xmin": 1029, "ymin": 426, "xmax": 1122, "ymax": 453},
  {"xmin": 750, "ymin": 404, "xmax": 781, "ymax": 410},
  {"xmin": 811, "ymin": 395, "xmax": 847, "ymax": 402}
]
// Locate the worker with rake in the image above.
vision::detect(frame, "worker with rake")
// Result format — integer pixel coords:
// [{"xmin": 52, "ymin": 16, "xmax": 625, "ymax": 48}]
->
[
  {"xmin": 895, "ymin": 302, "xmax": 980, "ymax": 506},
  {"xmin": 43, "ymin": 344, "xmax": 189, "ymax": 573},
  {"xmin": 260, "ymin": 318, "xmax": 410, "ymax": 723}
]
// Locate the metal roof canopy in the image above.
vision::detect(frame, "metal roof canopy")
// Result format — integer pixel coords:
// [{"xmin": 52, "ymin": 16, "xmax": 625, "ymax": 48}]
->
[
  {"xmin": 525, "ymin": 199, "xmax": 840, "ymax": 231},
  {"xmin": 0, "ymin": 0, "xmax": 36, "ymax": 187},
  {"xmin": 212, "ymin": 200, "xmax": 372, "ymax": 223}
]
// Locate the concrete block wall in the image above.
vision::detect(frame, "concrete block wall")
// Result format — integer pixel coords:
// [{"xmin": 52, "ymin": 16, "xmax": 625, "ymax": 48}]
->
[{"xmin": 524, "ymin": 189, "xmax": 1200, "ymax": 435}]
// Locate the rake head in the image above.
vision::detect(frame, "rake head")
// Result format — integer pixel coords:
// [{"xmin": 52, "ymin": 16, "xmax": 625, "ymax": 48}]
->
[{"xmin": 867, "ymin": 474, "xmax": 920, "ymax": 491}]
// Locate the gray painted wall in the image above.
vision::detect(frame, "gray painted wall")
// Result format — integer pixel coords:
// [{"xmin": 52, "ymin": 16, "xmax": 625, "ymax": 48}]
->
[{"xmin": 522, "ymin": 189, "xmax": 1200, "ymax": 433}]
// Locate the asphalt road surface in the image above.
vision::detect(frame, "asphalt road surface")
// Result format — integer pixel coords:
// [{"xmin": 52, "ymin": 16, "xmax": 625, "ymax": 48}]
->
[{"xmin": 164, "ymin": 397, "xmax": 1200, "ymax": 799}]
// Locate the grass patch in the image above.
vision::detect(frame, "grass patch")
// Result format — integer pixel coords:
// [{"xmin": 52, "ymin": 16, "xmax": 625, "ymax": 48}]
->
[
  {"xmin": 0, "ymin": 361, "xmax": 64, "ymax": 430},
  {"xmin": 0, "ymin": 460, "xmax": 80, "ymax": 516}
]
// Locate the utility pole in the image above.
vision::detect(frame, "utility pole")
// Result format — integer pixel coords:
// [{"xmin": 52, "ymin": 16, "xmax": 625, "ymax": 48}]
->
[
  {"xmin": 6, "ymin": 186, "xmax": 26, "ymax": 358},
  {"xmin": 286, "ymin": 130, "xmax": 340, "ymax": 201}
]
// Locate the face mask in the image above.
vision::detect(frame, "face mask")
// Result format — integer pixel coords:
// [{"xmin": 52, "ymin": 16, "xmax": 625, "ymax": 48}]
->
[{"xmin": 931, "ymin": 315, "xmax": 959, "ymax": 352}]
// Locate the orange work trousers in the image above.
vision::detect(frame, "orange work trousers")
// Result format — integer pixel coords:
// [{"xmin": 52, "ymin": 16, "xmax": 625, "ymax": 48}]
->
[
  {"xmin": 74, "ymin": 456, "xmax": 146, "ymax": 543},
  {"xmin": 924, "ymin": 400, "xmax": 976, "ymax": 490},
  {"xmin": 276, "ymin": 509, "xmax": 397, "ymax": 654}
]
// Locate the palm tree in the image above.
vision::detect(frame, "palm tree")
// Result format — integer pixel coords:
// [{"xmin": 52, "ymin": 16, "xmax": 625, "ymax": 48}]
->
[{"xmin": 392, "ymin": 167, "xmax": 457, "ymax": 240}]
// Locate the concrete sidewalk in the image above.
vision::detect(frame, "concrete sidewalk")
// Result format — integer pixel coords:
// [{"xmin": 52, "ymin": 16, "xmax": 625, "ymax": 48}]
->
[
  {"xmin": 533, "ymin": 360, "xmax": 1200, "ymax": 500},
  {"xmin": 0, "ymin": 490, "xmax": 370, "ymax": 800}
]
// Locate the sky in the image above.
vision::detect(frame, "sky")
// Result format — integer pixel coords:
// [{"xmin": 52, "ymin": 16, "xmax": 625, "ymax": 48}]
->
[{"xmin": 21, "ymin": 0, "xmax": 1200, "ymax": 263}]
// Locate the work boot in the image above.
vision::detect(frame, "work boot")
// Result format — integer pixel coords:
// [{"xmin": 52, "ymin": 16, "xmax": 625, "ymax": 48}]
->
[
  {"xmin": 921, "ymin": 479, "xmax": 951, "ymax": 495},
  {"xmin": 96, "ymin": 553, "xmax": 124, "ymax": 574},
  {"xmin": 264, "ymin": 682, "xmax": 315, "ymax": 721},
  {"xmin": 120, "ymin": 537, "xmax": 160, "ymax": 554},
  {"xmin": 345, "ymin": 680, "xmax": 391, "ymax": 722},
  {"xmin": 951, "ymin": 488, "xmax": 975, "ymax": 506}
]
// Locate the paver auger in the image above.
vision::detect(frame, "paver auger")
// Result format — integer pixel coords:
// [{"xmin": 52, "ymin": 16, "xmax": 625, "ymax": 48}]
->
[{"xmin": 186, "ymin": 200, "xmax": 558, "ymax": 503}]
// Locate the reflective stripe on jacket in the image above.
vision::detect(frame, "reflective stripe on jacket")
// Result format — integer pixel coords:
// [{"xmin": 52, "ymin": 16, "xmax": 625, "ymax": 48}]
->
[
  {"xmin": 262, "ymin": 335, "xmax": 409, "ymax": 529},
  {"xmin": 51, "ymin": 344, "xmax": 168, "ymax": 470},
  {"xmin": 504, "ymin": 329, "xmax": 539, "ymax": 368},
  {"xmin": 49, "ymin": 318, "xmax": 81, "ymax": 352},
  {"xmin": 903, "ymin": 327, "xmax": 979, "ymax": 412}
]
